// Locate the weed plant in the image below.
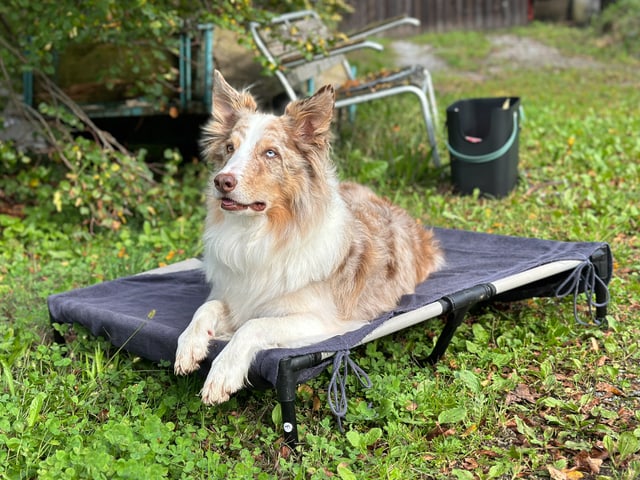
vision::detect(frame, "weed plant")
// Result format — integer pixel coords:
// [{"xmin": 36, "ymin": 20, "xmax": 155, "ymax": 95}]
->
[{"xmin": 1, "ymin": 22, "xmax": 639, "ymax": 479}]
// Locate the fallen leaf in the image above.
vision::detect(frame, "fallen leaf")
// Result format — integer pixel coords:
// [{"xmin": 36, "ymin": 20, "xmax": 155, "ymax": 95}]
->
[
  {"xmin": 477, "ymin": 449, "xmax": 501, "ymax": 458},
  {"xmin": 279, "ymin": 444, "xmax": 293, "ymax": 460},
  {"xmin": 426, "ymin": 424, "xmax": 456, "ymax": 440},
  {"xmin": 596, "ymin": 382, "xmax": 624, "ymax": 396},
  {"xmin": 566, "ymin": 470, "xmax": 584, "ymax": 479},
  {"xmin": 547, "ymin": 465, "xmax": 566, "ymax": 480},
  {"xmin": 618, "ymin": 406, "xmax": 635, "ymax": 422},
  {"xmin": 297, "ymin": 384, "xmax": 313, "ymax": 395},
  {"xmin": 503, "ymin": 418, "xmax": 517, "ymax": 429},
  {"xmin": 547, "ymin": 466, "xmax": 584, "ymax": 480},
  {"xmin": 462, "ymin": 457, "xmax": 479, "ymax": 469},
  {"xmin": 405, "ymin": 401, "xmax": 418, "ymax": 412},
  {"xmin": 461, "ymin": 424, "xmax": 477, "ymax": 437},
  {"xmin": 505, "ymin": 383, "xmax": 538, "ymax": 405},
  {"xmin": 591, "ymin": 442, "xmax": 610, "ymax": 460},
  {"xmin": 312, "ymin": 395, "xmax": 322, "ymax": 412},
  {"xmin": 575, "ymin": 451, "xmax": 603, "ymax": 474}
]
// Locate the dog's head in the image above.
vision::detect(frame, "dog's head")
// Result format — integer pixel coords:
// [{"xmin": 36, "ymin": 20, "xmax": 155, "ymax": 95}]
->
[{"xmin": 201, "ymin": 70, "xmax": 336, "ymax": 227}]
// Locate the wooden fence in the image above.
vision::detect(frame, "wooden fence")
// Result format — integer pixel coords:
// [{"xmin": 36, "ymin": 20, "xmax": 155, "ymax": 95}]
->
[{"xmin": 340, "ymin": 0, "xmax": 530, "ymax": 33}]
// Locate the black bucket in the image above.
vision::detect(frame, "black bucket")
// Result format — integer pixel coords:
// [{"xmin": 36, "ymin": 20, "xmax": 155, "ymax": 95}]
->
[{"xmin": 446, "ymin": 97, "xmax": 521, "ymax": 198}]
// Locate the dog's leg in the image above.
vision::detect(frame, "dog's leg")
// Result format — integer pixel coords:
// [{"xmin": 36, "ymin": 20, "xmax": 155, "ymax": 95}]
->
[
  {"xmin": 200, "ymin": 314, "xmax": 362, "ymax": 404},
  {"xmin": 174, "ymin": 300, "xmax": 227, "ymax": 375}
]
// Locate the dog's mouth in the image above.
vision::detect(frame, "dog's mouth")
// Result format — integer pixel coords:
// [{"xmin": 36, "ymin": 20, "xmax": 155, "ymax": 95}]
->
[{"xmin": 220, "ymin": 198, "xmax": 266, "ymax": 212}]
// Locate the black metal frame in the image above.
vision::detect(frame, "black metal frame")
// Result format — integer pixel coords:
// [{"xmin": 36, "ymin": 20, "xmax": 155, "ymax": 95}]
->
[{"xmin": 276, "ymin": 248, "xmax": 612, "ymax": 448}]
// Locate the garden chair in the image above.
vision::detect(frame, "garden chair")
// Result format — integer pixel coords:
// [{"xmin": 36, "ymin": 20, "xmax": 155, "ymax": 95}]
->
[
  {"xmin": 48, "ymin": 227, "xmax": 611, "ymax": 448},
  {"xmin": 249, "ymin": 10, "xmax": 441, "ymax": 167}
]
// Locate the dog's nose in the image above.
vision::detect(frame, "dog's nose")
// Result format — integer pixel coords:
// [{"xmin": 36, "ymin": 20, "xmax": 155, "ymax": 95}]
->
[{"xmin": 214, "ymin": 173, "xmax": 237, "ymax": 193}]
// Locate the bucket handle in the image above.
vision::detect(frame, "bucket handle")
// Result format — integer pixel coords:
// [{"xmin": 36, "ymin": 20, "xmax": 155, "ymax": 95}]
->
[{"xmin": 446, "ymin": 111, "xmax": 519, "ymax": 164}]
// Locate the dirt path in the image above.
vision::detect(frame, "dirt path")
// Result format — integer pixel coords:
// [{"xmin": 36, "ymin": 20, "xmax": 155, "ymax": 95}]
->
[{"xmin": 392, "ymin": 35, "xmax": 601, "ymax": 72}]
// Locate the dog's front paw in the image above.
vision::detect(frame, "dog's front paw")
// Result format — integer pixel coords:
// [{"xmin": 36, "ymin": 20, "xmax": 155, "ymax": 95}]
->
[
  {"xmin": 174, "ymin": 338, "xmax": 209, "ymax": 375},
  {"xmin": 174, "ymin": 301, "xmax": 222, "ymax": 375},
  {"xmin": 200, "ymin": 382, "xmax": 232, "ymax": 405},
  {"xmin": 199, "ymin": 355, "xmax": 246, "ymax": 405}
]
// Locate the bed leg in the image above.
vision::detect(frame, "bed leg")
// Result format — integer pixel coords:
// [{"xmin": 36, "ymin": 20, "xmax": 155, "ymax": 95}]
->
[
  {"xmin": 276, "ymin": 353, "xmax": 324, "ymax": 449},
  {"xmin": 425, "ymin": 305, "xmax": 471, "ymax": 365},
  {"xmin": 590, "ymin": 247, "xmax": 611, "ymax": 327},
  {"xmin": 277, "ymin": 357, "xmax": 300, "ymax": 449},
  {"xmin": 49, "ymin": 312, "xmax": 66, "ymax": 344},
  {"xmin": 425, "ymin": 285, "xmax": 494, "ymax": 364},
  {"xmin": 595, "ymin": 279, "xmax": 608, "ymax": 327}
]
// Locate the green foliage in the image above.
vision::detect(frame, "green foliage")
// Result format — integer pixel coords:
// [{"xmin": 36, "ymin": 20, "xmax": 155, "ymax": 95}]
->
[
  {"xmin": 1, "ymin": 1, "xmax": 181, "ymax": 103},
  {"xmin": 0, "ymin": 138, "xmax": 204, "ymax": 230},
  {"xmin": 0, "ymin": 0, "xmax": 352, "ymax": 231},
  {"xmin": 0, "ymin": 0, "xmax": 351, "ymax": 95},
  {"xmin": 594, "ymin": 0, "xmax": 640, "ymax": 58}
]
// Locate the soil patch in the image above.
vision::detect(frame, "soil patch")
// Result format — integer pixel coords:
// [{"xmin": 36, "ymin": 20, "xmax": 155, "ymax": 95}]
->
[
  {"xmin": 390, "ymin": 40, "xmax": 449, "ymax": 72},
  {"xmin": 391, "ymin": 34, "xmax": 601, "ymax": 72},
  {"xmin": 486, "ymin": 34, "xmax": 600, "ymax": 69}
]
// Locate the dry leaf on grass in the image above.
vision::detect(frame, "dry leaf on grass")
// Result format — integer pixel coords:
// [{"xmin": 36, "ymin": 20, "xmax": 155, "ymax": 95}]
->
[
  {"xmin": 505, "ymin": 383, "xmax": 538, "ymax": 405},
  {"xmin": 547, "ymin": 465, "xmax": 584, "ymax": 480},
  {"xmin": 575, "ymin": 450, "xmax": 603, "ymax": 474},
  {"xmin": 426, "ymin": 424, "xmax": 456, "ymax": 440},
  {"xmin": 595, "ymin": 382, "xmax": 625, "ymax": 396}
]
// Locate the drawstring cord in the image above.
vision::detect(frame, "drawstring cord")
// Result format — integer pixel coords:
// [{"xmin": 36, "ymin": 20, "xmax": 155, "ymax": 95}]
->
[
  {"xmin": 327, "ymin": 350, "xmax": 372, "ymax": 432},
  {"xmin": 554, "ymin": 259, "xmax": 610, "ymax": 326}
]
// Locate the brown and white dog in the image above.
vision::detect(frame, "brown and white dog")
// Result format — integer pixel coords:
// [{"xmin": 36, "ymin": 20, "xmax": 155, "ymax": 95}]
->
[{"xmin": 174, "ymin": 70, "xmax": 443, "ymax": 404}]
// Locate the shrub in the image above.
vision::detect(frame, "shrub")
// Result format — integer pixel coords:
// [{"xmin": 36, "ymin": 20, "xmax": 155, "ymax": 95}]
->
[
  {"xmin": 0, "ymin": 0, "xmax": 351, "ymax": 230},
  {"xmin": 594, "ymin": 0, "xmax": 640, "ymax": 58}
]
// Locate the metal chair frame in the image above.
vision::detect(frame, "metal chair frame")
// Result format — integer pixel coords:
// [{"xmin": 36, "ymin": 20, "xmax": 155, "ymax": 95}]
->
[{"xmin": 249, "ymin": 10, "xmax": 441, "ymax": 166}]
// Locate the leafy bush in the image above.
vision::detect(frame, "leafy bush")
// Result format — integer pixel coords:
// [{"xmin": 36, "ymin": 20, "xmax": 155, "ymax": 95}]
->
[
  {"xmin": 594, "ymin": 0, "xmax": 640, "ymax": 58},
  {"xmin": 0, "ymin": 0, "xmax": 351, "ymax": 98},
  {"xmin": 0, "ymin": 0, "xmax": 351, "ymax": 230},
  {"xmin": 1, "ymin": 136, "xmax": 204, "ymax": 230}
]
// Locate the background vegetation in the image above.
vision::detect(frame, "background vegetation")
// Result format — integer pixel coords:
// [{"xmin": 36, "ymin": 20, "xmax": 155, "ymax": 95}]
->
[
  {"xmin": 0, "ymin": 0, "xmax": 349, "ymax": 229},
  {"xmin": 1, "ymin": 2, "xmax": 640, "ymax": 479}
]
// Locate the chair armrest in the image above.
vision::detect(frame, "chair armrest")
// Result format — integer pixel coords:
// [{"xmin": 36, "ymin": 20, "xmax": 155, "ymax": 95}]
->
[
  {"xmin": 266, "ymin": 9, "xmax": 320, "ymax": 25},
  {"xmin": 280, "ymin": 39, "xmax": 383, "ymax": 68},
  {"xmin": 348, "ymin": 15, "xmax": 420, "ymax": 41}
]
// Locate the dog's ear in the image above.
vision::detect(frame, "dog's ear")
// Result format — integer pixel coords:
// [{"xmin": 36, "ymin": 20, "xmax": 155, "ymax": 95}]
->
[
  {"xmin": 285, "ymin": 85, "xmax": 335, "ymax": 144},
  {"xmin": 212, "ymin": 70, "xmax": 257, "ymax": 125}
]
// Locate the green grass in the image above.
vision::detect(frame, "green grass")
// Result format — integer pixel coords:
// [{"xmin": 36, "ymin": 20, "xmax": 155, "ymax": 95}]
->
[{"xmin": 2, "ymin": 23, "xmax": 640, "ymax": 479}]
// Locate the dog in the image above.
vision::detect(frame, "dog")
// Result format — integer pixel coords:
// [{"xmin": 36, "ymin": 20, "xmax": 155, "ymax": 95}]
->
[{"xmin": 174, "ymin": 70, "xmax": 443, "ymax": 404}]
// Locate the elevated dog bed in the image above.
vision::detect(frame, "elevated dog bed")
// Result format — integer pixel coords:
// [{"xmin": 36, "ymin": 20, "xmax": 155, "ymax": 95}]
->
[{"xmin": 47, "ymin": 228, "xmax": 612, "ymax": 447}]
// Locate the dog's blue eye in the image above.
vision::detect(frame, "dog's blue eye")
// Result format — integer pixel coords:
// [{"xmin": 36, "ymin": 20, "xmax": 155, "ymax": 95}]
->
[{"xmin": 265, "ymin": 149, "xmax": 277, "ymax": 159}]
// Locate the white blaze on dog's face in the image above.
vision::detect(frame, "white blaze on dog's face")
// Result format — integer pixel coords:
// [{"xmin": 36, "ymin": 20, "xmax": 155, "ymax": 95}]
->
[
  {"xmin": 214, "ymin": 113, "xmax": 278, "ymax": 214},
  {"xmin": 201, "ymin": 71, "xmax": 336, "ymax": 234}
]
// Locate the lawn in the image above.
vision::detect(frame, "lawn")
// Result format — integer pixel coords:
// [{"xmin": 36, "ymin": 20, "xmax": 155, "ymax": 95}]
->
[{"xmin": 1, "ymin": 21, "xmax": 639, "ymax": 479}]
